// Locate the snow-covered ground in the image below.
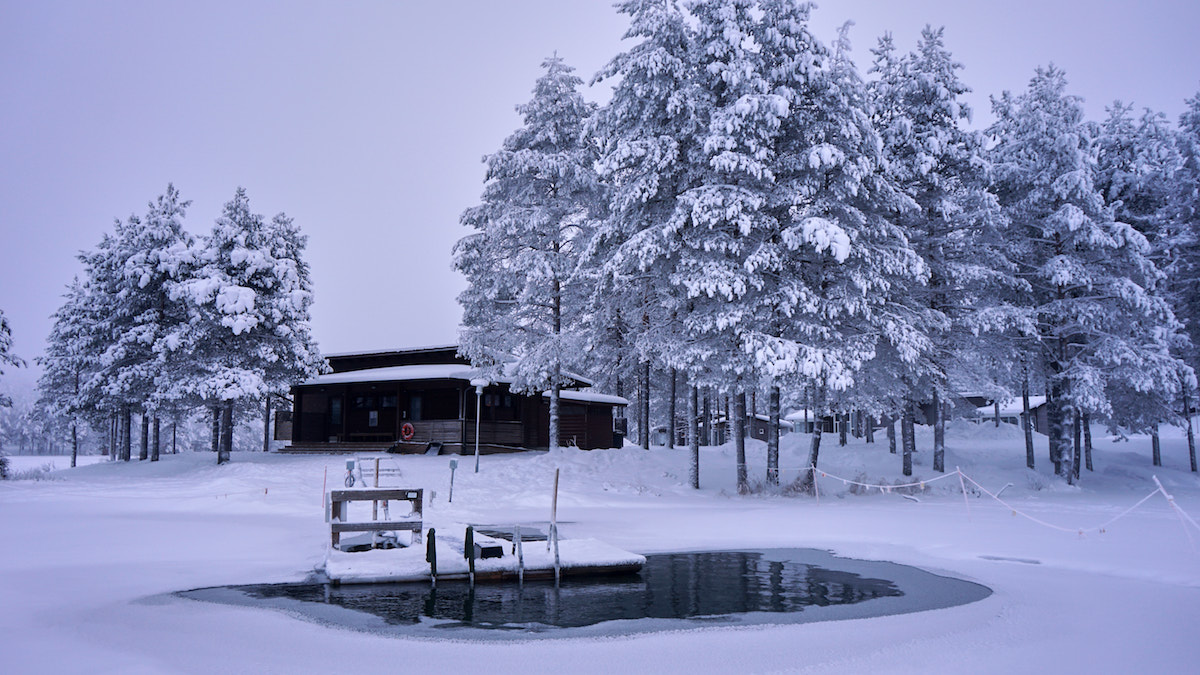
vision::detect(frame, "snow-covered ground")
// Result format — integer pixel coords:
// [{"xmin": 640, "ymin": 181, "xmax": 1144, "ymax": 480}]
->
[{"xmin": 2, "ymin": 421, "xmax": 1198, "ymax": 674}]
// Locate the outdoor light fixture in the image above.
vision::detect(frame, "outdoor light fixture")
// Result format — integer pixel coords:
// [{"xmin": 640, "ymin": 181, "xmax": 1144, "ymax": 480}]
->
[{"xmin": 470, "ymin": 378, "xmax": 489, "ymax": 473}]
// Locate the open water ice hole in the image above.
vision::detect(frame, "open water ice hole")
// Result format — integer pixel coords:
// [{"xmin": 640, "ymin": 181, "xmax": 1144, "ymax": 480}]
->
[{"xmin": 178, "ymin": 549, "xmax": 991, "ymax": 639}]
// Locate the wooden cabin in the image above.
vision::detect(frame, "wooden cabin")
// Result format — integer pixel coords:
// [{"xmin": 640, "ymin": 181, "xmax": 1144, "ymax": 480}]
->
[{"xmin": 283, "ymin": 345, "xmax": 628, "ymax": 453}]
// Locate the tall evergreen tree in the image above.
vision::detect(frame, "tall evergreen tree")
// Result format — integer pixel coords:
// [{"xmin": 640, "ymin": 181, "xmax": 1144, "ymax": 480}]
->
[
  {"xmin": 989, "ymin": 67, "xmax": 1184, "ymax": 481},
  {"xmin": 73, "ymin": 186, "xmax": 194, "ymax": 460},
  {"xmin": 35, "ymin": 281, "xmax": 94, "ymax": 467},
  {"xmin": 867, "ymin": 27, "xmax": 1018, "ymax": 473},
  {"xmin": 735, "ymin": 9, "xmax": 925, "ymax": 485},
  {"xmin": 172, "ymin": 188, "xmax": 323, "ymax": 464},
  {"xmin": 1094, "ymin": 102, "xmax": 1194, "ymax": 451},
  {"xmin": 590, "ymin": 0, "xmax": 706, "ymax": 460},
  {"xmin": 0, "ymin": 308, "xmax": 23, "ymax": 410},
  {"xmin": 455, "ymin": 55, "xmax": 603, "ymax": 451}
]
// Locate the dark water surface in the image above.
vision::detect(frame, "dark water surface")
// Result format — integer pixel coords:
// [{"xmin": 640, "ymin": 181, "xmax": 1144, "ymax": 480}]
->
[{"xmin": 178, "ymin": 549, "xmax": 990, "ymax": 639}]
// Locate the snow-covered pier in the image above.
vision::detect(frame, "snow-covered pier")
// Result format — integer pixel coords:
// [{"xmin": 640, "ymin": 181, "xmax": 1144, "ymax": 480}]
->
[
  {"xmin": 324, "ymin": 531, "xmax": 645, "ymax": 585},
  {"xmin": 324, "ymin": 478, "xmax": 644, "ymax": 585}
]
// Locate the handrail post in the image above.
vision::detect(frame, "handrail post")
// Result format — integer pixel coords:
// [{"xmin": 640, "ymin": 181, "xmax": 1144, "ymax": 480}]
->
[
  {"xmin": 464, "ymin": 525, "xmax": 476, "ymax": 587},
  {"xmin": 426, "ymin": 528, "xmax": 437, "ymax": 587}
]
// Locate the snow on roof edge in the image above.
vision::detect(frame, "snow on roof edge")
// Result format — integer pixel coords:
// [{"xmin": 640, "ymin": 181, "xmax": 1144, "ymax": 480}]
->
[
  {"xmin": 543, "ymin": 390, "xmax": 629, "ymax": 406},
  {"xmin": 321, "ymin": 343, "xmax": 461, "ymax": 359},
  {"xmin": 301, "ymin": 365, "xmax": 617, "ymax": 403}
]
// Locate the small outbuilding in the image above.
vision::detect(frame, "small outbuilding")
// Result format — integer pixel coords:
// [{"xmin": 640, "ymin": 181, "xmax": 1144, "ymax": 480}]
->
[{"xmin": 283, "ymin": 345, "xmax": 628, "ymax": 453}]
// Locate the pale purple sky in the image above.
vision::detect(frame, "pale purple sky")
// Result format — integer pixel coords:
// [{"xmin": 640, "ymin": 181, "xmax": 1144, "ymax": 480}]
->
[{"xmin": 2, "ymin": 0, "xmax": 1198, "ymax": 392}]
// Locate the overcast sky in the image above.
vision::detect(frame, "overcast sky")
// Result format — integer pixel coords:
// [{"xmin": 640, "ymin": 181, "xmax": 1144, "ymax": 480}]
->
[{"xmin": 2, "ymin": 0, "xmax": 1198, "ymax": 392}]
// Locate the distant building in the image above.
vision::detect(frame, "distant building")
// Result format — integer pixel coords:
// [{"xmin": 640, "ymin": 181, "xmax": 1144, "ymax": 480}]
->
[
  {"xmin": 976, "ymin": 395, "xmax": 1049, "ymax": 434},
  {"xmin": 282, "ymin": 345, "xmax": 628, "ymax": 453}
]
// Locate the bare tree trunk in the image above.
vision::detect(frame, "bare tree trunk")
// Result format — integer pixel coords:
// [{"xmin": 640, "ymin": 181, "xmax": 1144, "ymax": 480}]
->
[
  {"xmin": 639, "ymin": 360, "xmax": 650, "ymax": 450},
  {"xmin": 767, "ymin": 386, "xmax": 780, "ymax": 485},
  {"xmin": 262, "ymin": 396, "xmax": 272, "ymax": 453},
  {"xmin": 218, "ymin": 402, "xmax": 233, "ymax": 465},
  {"xmin": 668, "ymin": 369, "xmax": 677, "ymax": 450},
  {"xmin": 933, "ymin": 389, "xmax": 945, "ymax": 473},
  {"xmin": 865, "ymin": 415, "xmax": 874, "ymax": 444},
  {"xmin": 549, "ymin": 381, "xmax": 561, "ymax": 451},
  {"xmin": 139, "ymin": 413, "xmax": 149, "ymax": 461},
  {"xmin": 797, "ymin": 386, "xmax": 826, "ymax": 493},
  {"xmin": 121, "ymin": 407, "xmax": 132, "ymax": 462},
  {"xmin": 210, "ymin": 405, "xmax": 220, "ymax": 454},
  {"xmin": 701, "ymin": 392, "xmax": 711, "ymax": 447},
  {"xmin": 151, "ymin": 416, "xmax": 160, "ymax": 462},
  {"xmin": 1151, "ymin": 424, "xmax": 1161, "ymax": 467},
  {"xmin": 172, "ymin": 420, "xmax": 177, "ymax": 454},
  {"xmin": 1182, "ymin": 378, "xmax": 1197, "ymax": 473},
  {"xmin": 838, "ymin": 413, "xmax": 847, "ymax": 447},
  {"xmin": 1023, "ymin": 377, "xmax": 1035, "ymax": 469},
  {"xmin": 1047, "ymin": 379, "xmax": 1072, "ymax": 480},
  {"xmin": 887, "ymin": 417, "xmax": 896, "ymax": 454},
  {"xmin": 902, "ymin": 401, "xmax": 916, "ymax": 477},
  {"xmin": 994, "ymin": 400, "xmax": 1000, "ymax": 427},
  {"xmin": 70, "ymin": 421, "xmax": 77, "ymax": 468},
  {"xmin": 1083, "ymin": 412, "xmax": 1093, "ymax": 472},
  {"xmin": 689, "ymin": 383, "xmax": 699, "ymax": 489},
  {"xmin": 806, "ymin": 384, "xmax": 825, "ymax": 482},
  {"xmin": 734, "ymin": 391, "xmax": 747, "ymax": 493},
  {"xmin": 720, "ymin": 392, "xmax": 728, "ymax": 446},
  {"xmin": 1073, "ymin": 412, "xmax": 1082, "ymax": 479}
]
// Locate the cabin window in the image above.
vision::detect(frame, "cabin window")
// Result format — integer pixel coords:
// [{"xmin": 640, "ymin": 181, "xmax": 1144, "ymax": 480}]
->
[
  {"xmin": 379, "ymin": 395, "xmax": 397, "ymax": 409},
  {"xmin": 423, "ymin": 389, "xmax": 459, "ymax": 420},
  {"xmin": 329, "ymin": 397, "xmax": 343, "ymax": 424},
  {"xmin": 475, "ymin": 390, "xmax": 519, "ymax": 421},
  {"xmin": 352, "ymin": 395, "xmax": 376, "ymax": 409}
]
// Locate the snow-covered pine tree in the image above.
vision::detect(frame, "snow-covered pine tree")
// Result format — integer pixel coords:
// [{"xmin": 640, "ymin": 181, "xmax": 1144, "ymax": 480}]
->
[
  {"xmin": 1173, "ymin": 92, "xmax": 1200, "ymax": 373},
  {"xmin": 0, "ymin": 309, "xmax": 21, "ymax": 410},
  {"xmin": 0, "ymin": 308, "xmax": 17, "ymax": 476},
  {"xmin": 867, "ymin": 27, "xmax": 1019, "ymax": 473},
  {"xmin": 455, "ymin": 55, "xmax": 602, "ymax": 452},
  {"xmin": 172, "ymin": 188, "xmax": 324, "ymax": 464},
  {"xmin": 76, "ymin": 217, "xmax": 137, "ymax": 460},
  {"xmin": 124, "ymin": 185, "xmax": 193, "ymax": 461},
  {"xmin": 735, "ymin": 8, "xmax": 924, "ymax": 486},
  {"xmin": 1173, "ymin": 91, "xmax": 1200, "ymax": 471},
  {"xmin": 70, "ymin": 186, "xmax": 196, "ymax": 461},
  {"xmin": 1094, "ymin": 102, "xmax": 1194, "ymax": 464},
  {"xmin": 662, "ymin": 0, "xmax": 785, "ymax": 491},
  {"xmin": 35, "ymin": 280, "xmax": 96, "ymax": 468},
  {"xmin": 589, "ymin": 0, "xmax": 706, "ymax": 462},
  {"xmin": 989, "ymin": 67, "xmax": 1184, "ymax": 481}
]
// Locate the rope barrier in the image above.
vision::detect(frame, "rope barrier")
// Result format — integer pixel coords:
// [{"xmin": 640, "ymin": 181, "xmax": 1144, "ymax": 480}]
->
[
  {"xmin": 1154, "ymin": 476, "xmax": 1200, "ymax": 552},
  {"xmin": 791, "ymin": 463, "xmax": 1200, "ymax": 545},
  {"xmin": 24, "ymin": 485, "xmax": 275, "ymax": 501}
]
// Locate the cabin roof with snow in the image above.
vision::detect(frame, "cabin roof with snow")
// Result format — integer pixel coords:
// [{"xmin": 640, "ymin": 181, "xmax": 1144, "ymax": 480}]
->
[
  {"xmin": 313, "ymin": 345, "xmax": 593, "ymax": 389},
  {"xmin": 285, "ymin": 344, "xmax": 625, "ymax": 452}
]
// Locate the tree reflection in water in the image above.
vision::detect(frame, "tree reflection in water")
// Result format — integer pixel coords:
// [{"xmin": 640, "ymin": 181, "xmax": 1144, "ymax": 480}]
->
[{"xmin": 201, "ymin": 551, "xmax": 905, "ymax": 630}]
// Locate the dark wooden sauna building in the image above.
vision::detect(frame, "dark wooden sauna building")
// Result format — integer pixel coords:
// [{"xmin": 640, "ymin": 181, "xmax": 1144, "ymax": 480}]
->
[{"xmin": 283, "ymin": 345, "xmax": 628, "ymax": 453}]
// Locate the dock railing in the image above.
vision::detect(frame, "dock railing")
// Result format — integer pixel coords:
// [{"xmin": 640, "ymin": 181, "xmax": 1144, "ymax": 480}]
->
[{"xmin": 327, "ymin": 487, "xmax": 423, "ymax": 549}]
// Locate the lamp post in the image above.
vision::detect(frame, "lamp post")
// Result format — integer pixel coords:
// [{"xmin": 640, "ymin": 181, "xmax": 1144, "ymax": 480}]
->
[{"xmin": 470, "ymin": 379, "xmax": 489, "ymax": 473}]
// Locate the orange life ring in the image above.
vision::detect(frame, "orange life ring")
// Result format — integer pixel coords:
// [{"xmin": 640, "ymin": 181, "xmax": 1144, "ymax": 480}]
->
[{"xmin": 401, "ymin": 422, "xmax": 415, "ymax": 441}]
